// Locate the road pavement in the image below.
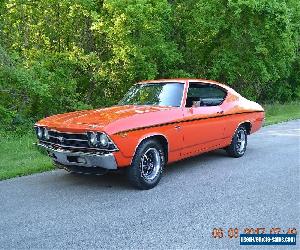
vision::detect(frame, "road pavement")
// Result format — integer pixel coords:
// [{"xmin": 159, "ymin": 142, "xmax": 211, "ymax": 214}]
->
[{"xmin": 0, "ymin": 120, "xmax": 299, "ymax": 249}]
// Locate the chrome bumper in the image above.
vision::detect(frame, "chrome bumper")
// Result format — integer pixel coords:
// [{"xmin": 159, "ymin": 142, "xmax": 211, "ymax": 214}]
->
[{"xmin": 37, "ymin": 143, "xmax": 118, "ymax": 170}]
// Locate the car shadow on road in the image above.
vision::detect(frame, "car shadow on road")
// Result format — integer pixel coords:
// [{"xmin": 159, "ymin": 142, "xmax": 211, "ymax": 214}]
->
[
  {"xmin": 164, "ymin": 149, "xmax": 228, "ymax": 175},
  {"xmin": 53, "ymin": 149, "xmax": 228, "ymax": 190},
  {"xmin": 56, "ymin": 170, "xmax": 131, "ymax": 190}
]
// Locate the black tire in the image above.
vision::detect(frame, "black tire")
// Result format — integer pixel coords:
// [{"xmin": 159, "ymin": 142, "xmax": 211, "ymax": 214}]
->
[
  {"xmin": 126, "ymin": 139, "xmax": 165, "ymax": 190},
  {"xmin": 226, "ymin": 125, "xmax": 248, "ymax": 158}
]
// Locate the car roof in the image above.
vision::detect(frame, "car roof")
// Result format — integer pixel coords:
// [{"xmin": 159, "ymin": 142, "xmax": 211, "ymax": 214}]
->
[{"xmin": 138, "ymin": 78, "xmax": 232, "ymax": 91}]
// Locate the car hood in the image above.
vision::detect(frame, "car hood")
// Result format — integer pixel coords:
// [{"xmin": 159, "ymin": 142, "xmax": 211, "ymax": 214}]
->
[{"xmin": 37, "ymin": 105, "xmax": 177, "ymax": 134}]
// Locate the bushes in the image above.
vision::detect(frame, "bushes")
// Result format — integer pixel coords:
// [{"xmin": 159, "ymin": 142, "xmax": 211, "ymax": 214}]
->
[
  {"xmin": 0, "ymin": 48, "xmax": 94, "ymax": 129},
  {"xmin": 0, "ymin": 0, "xmax": 299, "ymax": 130}
]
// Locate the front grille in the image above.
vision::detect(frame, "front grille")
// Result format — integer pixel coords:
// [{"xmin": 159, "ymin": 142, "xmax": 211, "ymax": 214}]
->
[
  {"xmin": 38, "ymin": 130, "xmax": 90, "ymax": 150},
  {"xmin": 49, "ymin": 130, "xmax": 87, "ymax": 140},
  {"xmin": 38, "ymin": 129, "xmax": 118, "ymax": 153},
  {"xmin": 46, "ymin": 130, "xmax": 89, "ymax": 148}
]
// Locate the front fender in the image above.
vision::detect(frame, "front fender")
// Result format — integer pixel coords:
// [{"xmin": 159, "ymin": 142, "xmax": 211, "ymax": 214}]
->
[{"xmin": 111, "ymin": 130, "xmax": 168, "ymax": 159}]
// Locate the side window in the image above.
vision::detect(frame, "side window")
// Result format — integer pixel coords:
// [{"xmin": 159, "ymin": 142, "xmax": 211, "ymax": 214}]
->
[{"xmin": 186, "ymin": 83, "xmax": 227, "ymax": 107}]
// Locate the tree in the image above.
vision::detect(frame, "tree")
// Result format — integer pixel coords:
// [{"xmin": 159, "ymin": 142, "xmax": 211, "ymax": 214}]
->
[
  {"xmin": 0, "ymin": 0, "xmax": 299, "ymax": 129},
  {"xmin": 173, "ymin": 0, "xmax": 299, "ymax": 100}
]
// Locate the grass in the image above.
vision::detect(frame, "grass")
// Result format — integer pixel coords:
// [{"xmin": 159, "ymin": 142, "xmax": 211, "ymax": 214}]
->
[
  {"xmin": 0, "ymin": 102, "xmax": 299, "ymax": 181},
  {"xmin": 0, "ymin": 132, "xmax": 53, "ymax": 181},
  {"xmin": 263, "ymin": 102, "xmax": 300, "ymax": 126}
]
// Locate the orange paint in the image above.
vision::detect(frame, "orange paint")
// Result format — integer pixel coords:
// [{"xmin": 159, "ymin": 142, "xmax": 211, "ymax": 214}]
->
[{"xmin": 36, "ymin": 79, "xmax": 264, "ymax": 168}]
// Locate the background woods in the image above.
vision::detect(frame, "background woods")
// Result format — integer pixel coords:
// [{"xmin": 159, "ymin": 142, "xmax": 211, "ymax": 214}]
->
[{"xmin": 0, "ymin": 0, "xmax": 299, "ymax": 130}]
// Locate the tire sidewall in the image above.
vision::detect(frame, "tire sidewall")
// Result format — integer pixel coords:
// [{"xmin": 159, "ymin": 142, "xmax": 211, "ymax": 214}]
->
[{"xmin": 129, "ymin": 139, "xmax": 165, "ymax": 189}]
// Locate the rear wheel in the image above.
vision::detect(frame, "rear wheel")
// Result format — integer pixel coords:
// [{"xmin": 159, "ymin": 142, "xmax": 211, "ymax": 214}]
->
[
  {"xmin": 127, "ymin": 139, "xmax": 165, "ymax": 190},
  {"xmin": 226, "ymin": 126, "xmax": 247, "ymax": 158}
]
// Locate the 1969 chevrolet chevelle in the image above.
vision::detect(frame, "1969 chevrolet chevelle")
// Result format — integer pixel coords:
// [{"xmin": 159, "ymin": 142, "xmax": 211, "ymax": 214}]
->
[{"xmin": 35, "ymin": 79, "xmax": 264, "ymax": 189}]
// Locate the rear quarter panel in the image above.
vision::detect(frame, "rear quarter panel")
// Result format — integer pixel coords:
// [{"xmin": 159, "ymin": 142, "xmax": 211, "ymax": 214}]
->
[{"xmin": 221, "ymin": 93, "xmax": 264, "ymax": 139}]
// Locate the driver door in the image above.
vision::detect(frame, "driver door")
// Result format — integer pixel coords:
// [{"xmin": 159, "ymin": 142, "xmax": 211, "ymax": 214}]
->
[{"xmin": 180, "ymin": 83, "xmax": 227, "ymax": 156}]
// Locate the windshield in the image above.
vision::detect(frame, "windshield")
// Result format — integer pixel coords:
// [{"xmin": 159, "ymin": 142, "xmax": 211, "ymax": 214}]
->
[{"xmin": 119, "ymin": 83, "xmax": 184, "ymax": 107}]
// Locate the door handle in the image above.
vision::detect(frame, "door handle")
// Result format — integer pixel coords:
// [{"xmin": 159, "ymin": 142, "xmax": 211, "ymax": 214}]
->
[
  {"xmin": 175, "ymin": 125, "xmax": 181, "ymax": 130},
  {"xmin": 217, "ymin": 110, "xmax": 224, "ymax": 114}
]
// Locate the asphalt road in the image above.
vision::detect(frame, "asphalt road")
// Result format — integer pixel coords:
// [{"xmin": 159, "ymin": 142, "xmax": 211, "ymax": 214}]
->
[{"xmin": 0, "ymin": 120, "xmax": 299, "ymax": 249}]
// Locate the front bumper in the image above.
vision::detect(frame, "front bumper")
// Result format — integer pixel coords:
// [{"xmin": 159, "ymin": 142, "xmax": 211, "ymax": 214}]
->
[{"xmin": 37, "ymin": 143, "xmax": 118, "ymax": 170}]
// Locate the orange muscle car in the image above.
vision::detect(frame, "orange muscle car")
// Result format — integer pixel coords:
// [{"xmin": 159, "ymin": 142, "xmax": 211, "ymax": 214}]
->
[{"xmin": 35, "ymin": 79, "xmax": 264, "ymax": 189}]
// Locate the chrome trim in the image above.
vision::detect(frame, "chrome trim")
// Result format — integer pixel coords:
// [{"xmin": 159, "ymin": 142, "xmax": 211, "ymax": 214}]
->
[
  {"xmin": 34, "ymin": 126, "xmax": 87, "ymax": 135},
  {"xmin": 140, "ymin": 147, "xmax": 162, "ymax": 182},
  {"xmin": 236, "ymin": 129, "xmax": 246, "ymax": 153},
  {"xmin": 181, "ymin": 80, "xmax": 189, "ymax": 108},
  {"xmin": 37, "ymin": 143, "xmax": 105, "ymax": 156},
  {"xmin": 49, "ymin": 130, "xmax": 86, "ymax": 135},
  {"xmin": 185, "ymin": 81, "xmax": 228, "ymax": 107},
  {"xmin": 138, "ymin": 79, "xmax": 186, "ymax": 84},
  {"xmin": 49, "ymin": 135, "xmax": 88, "ymax": 142},
  {"xmin": 37, "ymin": 143, "xmax": 118, "ymax": 170},
  {"xmin": 39, "ymin": 140, "xmax": 118, "ymax": 152}
]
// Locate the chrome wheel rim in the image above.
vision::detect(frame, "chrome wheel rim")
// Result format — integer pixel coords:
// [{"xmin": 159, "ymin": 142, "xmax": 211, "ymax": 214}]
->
[
  {"xmin": 236, "ymin": 129, "xmax": 246, "ymax": 153},
  {"xmin": 140, "ymin": 148, "xmax": 161, "ymax": 182}
]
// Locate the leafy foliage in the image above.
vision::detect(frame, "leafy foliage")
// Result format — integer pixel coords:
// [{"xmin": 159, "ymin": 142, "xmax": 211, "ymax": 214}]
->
[{"xmin": 0, "ymin": 0, "xmax": 299, "ymax": 130}]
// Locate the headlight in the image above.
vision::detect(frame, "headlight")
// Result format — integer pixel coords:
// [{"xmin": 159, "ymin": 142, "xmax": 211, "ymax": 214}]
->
[
  {"xmin": 43, "ymin": 128, "xmax": 50, "ymax": 140},
  {"xmin": 88, "ymin": 132, "xmax": 98, "ymax": 147},
  {"xmin": 87, "ymin": 132, "xmax": 117, "ymax": 150},
  {"xmin": 37, "ymin": 127, "xmax": 44, "ymax": 139},
  {"xmin": 35, "ymin": 126, "xmax": 50, "ymax": 140},
  {"xmin": 99, "ymin": 133, "xmax": 109, "ymax": 147}
]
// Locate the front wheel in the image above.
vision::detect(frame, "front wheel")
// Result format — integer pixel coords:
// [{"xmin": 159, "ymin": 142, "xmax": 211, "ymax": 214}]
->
[
  {"xmin": 226, "ymin": 126, "xmax": 248, "ymax": 158},
  {"xmin": 126, "ymin": 139, "xmax": 165, "ymax": 190}
]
